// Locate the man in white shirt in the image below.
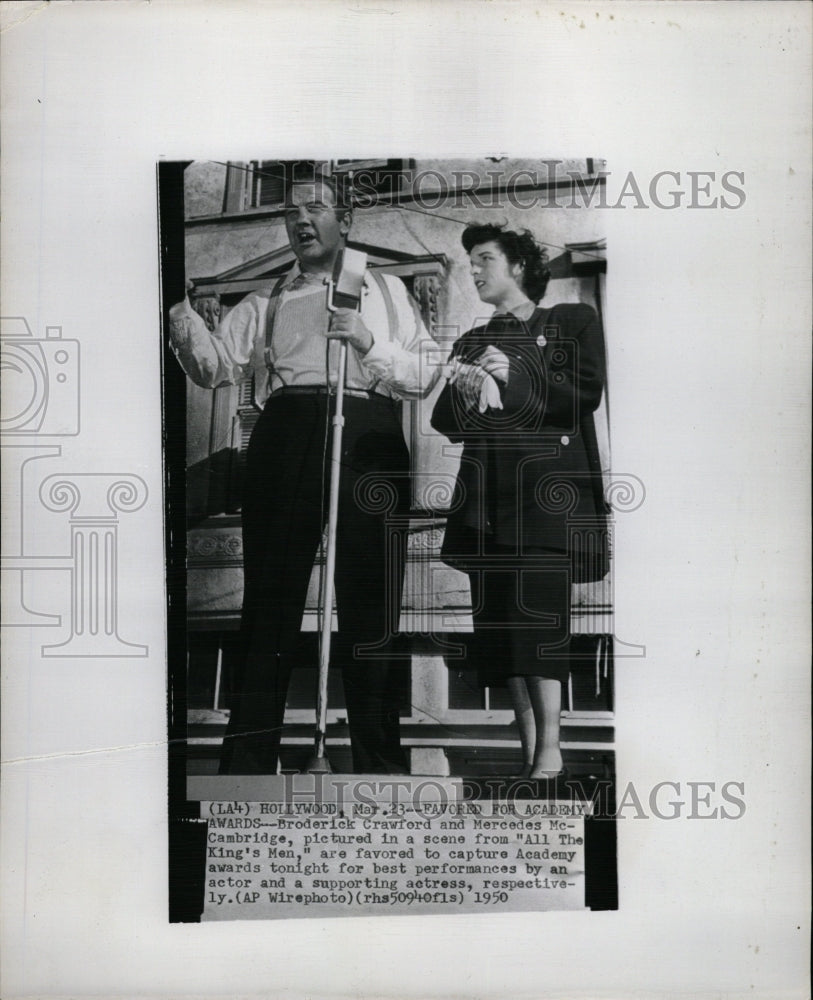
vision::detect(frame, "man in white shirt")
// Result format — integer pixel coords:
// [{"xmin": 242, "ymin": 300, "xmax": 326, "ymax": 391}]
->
[{"xmin": 170, "ymin": 172, "xmax": 440, "ymax": 774}]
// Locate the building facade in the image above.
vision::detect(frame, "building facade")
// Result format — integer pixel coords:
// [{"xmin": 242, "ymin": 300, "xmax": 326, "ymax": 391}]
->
[{"xmin": 179, "ymin": 158, "xmax": 614, "ymax": 777}]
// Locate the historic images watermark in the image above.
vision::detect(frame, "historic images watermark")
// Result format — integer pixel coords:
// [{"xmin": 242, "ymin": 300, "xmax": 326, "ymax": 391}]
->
[
  {"xmin": 402, "ymin": 167, "xmax": 746, "ymax": 211},
  {"xmin": 0, "ymin": 316, "xmax": 149, "ymax": 655},
  {"xmin": 254, "ymin": 774, "xmax": 748, "ymax": 821},
  {"xmin": 299, "ymin": 162, "xmax": 748, "ymax": 211}
]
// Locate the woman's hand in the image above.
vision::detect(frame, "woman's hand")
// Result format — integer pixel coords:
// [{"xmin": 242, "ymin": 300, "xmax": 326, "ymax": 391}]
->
[
  {"xmin": 450, "ymin": 360, "xmax": 503, "ymax": 412},
  {"xmin": 449, "ymin": 360, "xmax": 483, "ymax": 409},
  {"xmin": 478, "ymin": 345, "xmax": 510, "ymax": 383}
]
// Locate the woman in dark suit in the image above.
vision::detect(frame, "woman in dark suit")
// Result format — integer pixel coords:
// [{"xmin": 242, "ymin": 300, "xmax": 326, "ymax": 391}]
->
[{"xmin": 431, "ymin": 223, "xmax": 607, "ymax": 779}]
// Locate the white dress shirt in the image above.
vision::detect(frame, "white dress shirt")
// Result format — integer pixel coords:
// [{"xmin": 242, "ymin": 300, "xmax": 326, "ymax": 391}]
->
[{"xmin": 169, "ymin": 264, "xmax": 441, "ymax": 403}]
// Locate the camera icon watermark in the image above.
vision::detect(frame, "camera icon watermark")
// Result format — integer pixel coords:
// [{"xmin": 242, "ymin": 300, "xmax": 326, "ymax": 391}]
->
[
  {"xmin": 0, "ymin": 317, "xmax": 80, "ymax": 436},
  {"xmin": 1, "ymin": 314, "xmax": 147, "ymax": 655}
]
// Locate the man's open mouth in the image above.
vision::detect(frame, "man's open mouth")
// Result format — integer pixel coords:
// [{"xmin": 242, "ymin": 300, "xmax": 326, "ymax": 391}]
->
[{"xmin": 297, "ymin": 231, "xmax": 317, "ymax": 246}]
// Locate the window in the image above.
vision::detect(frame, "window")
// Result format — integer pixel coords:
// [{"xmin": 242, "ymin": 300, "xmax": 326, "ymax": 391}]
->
[
  {"xmin": 222, "ymin": 159, "xmax": 414, "ymax": 212},
  {"xmin": 333, "ymin": 159, "xmax": 414, "ymax": 201},
  {"xmin": 253, "ymin": 160, "xmax": 323, "ymax": 207}
]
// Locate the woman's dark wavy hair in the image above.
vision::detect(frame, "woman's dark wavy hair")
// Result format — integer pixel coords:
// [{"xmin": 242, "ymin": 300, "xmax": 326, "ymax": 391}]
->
[{"xmin": 462, "ymin": 222, "xmax": 551, "ymax": 303}]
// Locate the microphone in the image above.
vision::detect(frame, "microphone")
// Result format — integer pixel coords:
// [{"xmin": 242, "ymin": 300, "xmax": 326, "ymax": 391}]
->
[{"xmin": 327, "ymin": 247, "xmax": 368, "ymax": 311}]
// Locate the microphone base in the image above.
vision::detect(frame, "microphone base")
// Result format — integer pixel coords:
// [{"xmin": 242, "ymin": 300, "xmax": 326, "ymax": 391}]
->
[{"xmin": 306, "ymin": 754, "xmax": 333, "ymax": 775}]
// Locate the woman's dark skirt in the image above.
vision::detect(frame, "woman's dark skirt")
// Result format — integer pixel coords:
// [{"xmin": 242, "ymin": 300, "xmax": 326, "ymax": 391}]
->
[{"xmin": 464, "ymin": 541, "xmax": 571, "ymax": 687}]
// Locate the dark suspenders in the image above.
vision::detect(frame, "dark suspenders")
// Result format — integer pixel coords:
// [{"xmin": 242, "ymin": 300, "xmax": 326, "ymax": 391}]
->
[
  {"xmin": 261, "ymin": 268, "xmax": 399, "ymax": 395},
  {"xmin": 262, "ymin": 273, "xmax": 290, "ymax": 370}
]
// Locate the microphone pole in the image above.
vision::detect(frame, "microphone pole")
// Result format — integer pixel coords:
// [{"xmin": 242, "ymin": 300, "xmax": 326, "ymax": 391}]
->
[{"xmin": 308, "ymin": 246, "xmax": 368, "ymax": 774}]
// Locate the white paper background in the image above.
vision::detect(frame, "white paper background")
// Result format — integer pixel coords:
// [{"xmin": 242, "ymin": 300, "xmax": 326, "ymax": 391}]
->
[{"xmin": 1, "ymin": 1, "xmax": 810, "ymax": 998}]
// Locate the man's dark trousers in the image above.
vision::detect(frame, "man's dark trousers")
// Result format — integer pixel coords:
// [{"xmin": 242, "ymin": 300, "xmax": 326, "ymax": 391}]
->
[{"xmin": 219, "ymin": 391, "xmax": 410, "ymax": 775}]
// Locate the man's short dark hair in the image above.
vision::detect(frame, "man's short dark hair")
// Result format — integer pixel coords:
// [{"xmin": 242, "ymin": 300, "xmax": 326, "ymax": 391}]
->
[
  {"xmin": 462, "ymin": 222, "xmax": 551, "ymax": 303},
  {"xmin": 286, "ymin": 168, "xmax": 351, "ymax": 212}
]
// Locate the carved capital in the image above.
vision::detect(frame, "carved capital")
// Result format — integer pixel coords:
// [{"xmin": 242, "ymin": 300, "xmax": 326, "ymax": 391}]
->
[
  {"xmin": 412, "ymin": 274, "xmax": 441, "ymax": 331},
  {"xmin": 190, "ymin": 292, "xmax": 222, "ymax": 332},
  {"xmin": 406, "ymin": 527, "xmax": 445, "ymax": 554}
]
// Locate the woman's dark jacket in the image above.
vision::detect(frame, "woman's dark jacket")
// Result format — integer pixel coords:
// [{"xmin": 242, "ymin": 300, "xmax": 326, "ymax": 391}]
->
[{"xmin": 430, "ymin": 303, "xmax": 609, "ymax": 582}]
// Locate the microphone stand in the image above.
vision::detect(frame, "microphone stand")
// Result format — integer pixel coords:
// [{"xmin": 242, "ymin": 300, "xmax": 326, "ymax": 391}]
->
[
  {"xmin": 308, "ymin": 338, "xmax": 347, "ymax": 775},
  {"xmin": 307, "ymin": 248, "xmax": 367, "ymax": 774}
]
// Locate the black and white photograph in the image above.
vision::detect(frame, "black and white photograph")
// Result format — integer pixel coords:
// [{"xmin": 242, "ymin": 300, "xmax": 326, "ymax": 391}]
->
[
  {"xmin": 161, "ymin": 158, "xmax": 618, "ymax": 920},
  {"xmin": 1, "ymin": 0, "xmax": 810, "ymax": 996}
]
